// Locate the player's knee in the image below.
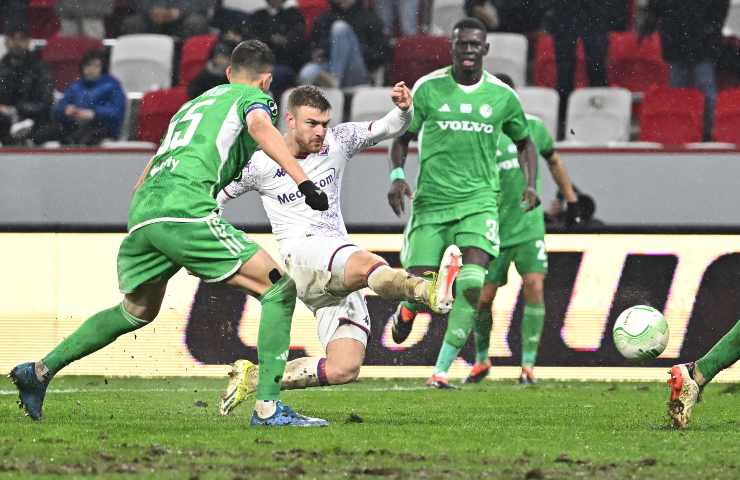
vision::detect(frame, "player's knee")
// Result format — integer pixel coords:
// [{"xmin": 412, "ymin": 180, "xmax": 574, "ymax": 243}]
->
[
  {"xmin": 456, "ymin": 265, "xmax": 486, "ymax": 306},
  {"xmin": 122, "ymin": 299, "xmax": 157, "ymax": 322},
  {"xmin": 523, "ymin": 276, "xmax": 544, "ymax": 303},
  {"xmin": 327, "ymin": 361, "xmax": 361, "ymax": 385},
  {"xmin": 477, "ymin": 284, "xmax": 495, "ymax": 311}
]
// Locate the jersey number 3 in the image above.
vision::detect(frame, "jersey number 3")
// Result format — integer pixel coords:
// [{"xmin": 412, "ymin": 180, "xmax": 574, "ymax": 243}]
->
[{"xmin": 156, "ymin": 99, "xmax": 216, "ymax": 155}]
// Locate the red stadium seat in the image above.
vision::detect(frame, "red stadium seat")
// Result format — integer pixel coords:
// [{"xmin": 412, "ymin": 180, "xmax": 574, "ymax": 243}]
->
[
  {"xmin": 390, "ymin": 35, "xmax": 451, "ymax": 87},
  {"xmin": 179, "ymin": 34, "xmax": 219, "ymax": 86},
  {"xmin": 533, "ymin": 33, "xmax": 588, "ymax": 89},
  {"xmin": 639, "ymin": 88, "xmax": 704, "ymax": 144},
  {"xmin": 42, "ymin": 36, "xmax": 104, "ymax": 91},
  {"xmin": 298, "ymin": 0, "xmax": 329, "ymax": 37},
  {"xmin": 712, "ymin": 88, "xmax": 740, "ymax": 144},
  {"xmin": 608, "ymin": 31, "xmax": 668, "ymax": 93},
  {"xmin": 136, "ymin": 86, "xmax": 188, "ymax": 144},
  {"xmin": 29, "ymin": 0, "xmax": 60, "ymax": 38}
]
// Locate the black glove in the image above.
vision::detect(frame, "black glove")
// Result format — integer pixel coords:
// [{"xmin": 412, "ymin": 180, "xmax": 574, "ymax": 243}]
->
[
  {"xmin": 565, "ymin": 201, "xmax": 583, "ymax": 228},
  {"xmin": 298, "ymin": 180, "xmax": 329, "ymax": 211}
]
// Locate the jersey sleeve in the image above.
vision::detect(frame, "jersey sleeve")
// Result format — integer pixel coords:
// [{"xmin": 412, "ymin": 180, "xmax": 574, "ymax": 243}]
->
[
  {"xmin": 331, "ymin": 122, "xmax": 374, "ymax": 157},
  {"xmin": 528, "ymin": 117, "xmax": 555, "ymax": 159},
  {"xmin": 238, "ymin": 91, "xmax": 279, "ymax": 126},
  {"xmin": 406, "ymin": 81, "xmax": 426, "ymax": 135},
  {"xmin": 501, "ymin": 89, "xmax": 529, "ymax": 143},
  {"xmin": 221, "ymin": 154, "xmax": 267, "ymax": 200}
]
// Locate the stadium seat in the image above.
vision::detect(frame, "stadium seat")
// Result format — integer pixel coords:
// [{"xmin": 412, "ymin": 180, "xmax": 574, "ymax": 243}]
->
[
  {"xmin": 712, "ymin": 88, "xmax": 740, "ymax": 144},
  {"xmin": 179, "ymin": 34, "xmax": 219, "ymax": 87},
  {"xmin": 565, "ymin": 87, "xmax": 632, "ymax": 143},
  {"xmin": 136, "ymin": 86, "xmax": 188, "ymax": 144},
  {"xmin": 0, "ymin": 36, "xmax": 6, "ymax": 61},
  {"xmin": 42, "ymin": 36, "xmax": 104, "ymax": 92},
  {"xmin": 110, "ymin": 34, "xmax": 175, "ymax": 93},
  {"xmin": 432, "ymin": 0, "xmax": 465, "ymax": 35},
  {"xmin": 485, "ymin": 33, "xmax": 527, "ymax": 88},
  {"xmin": 725, "ymin": 0, "xmax": 740, "ymax": 35},
  {"xmin": 533, "ymin": 33, "xmax": 588, "ymax": 89},
  {"xmin": 29, "ymin": 0, "xmax": 60, "ymax": 38},
  {"xmin": 390, "ymin": 36, "xmax": 451, "ymax": 87},
  {"xmin": 517, "ymin": 87, "xmax": 560, "ymax": 137},
  {"xmin": 607, "ymin": 31, "xmax": 668, "ymax": 93},
  {"xmin": 349, "ymin": 87, "xmax": 395, "ymax": 123},
  {"xmin": 640, "ymin": 88, "xmax": 704, "ymax": 144},
  {"xmin": 298, "ymin": 0, "xmax": 329, "ymax": 36},
  {"xmin": 278, "ymin": 87, "xmax": 344, "ymax": 131},
  {"xmin": 221, "ymin": 0, "xmax": 270, "ymax": 13}
]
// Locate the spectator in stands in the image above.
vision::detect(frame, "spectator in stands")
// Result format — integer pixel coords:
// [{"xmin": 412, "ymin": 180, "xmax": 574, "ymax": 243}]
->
[
  {"xmin": 374, "ymin": 0, "xmax": 419, "ymax": 37},
  {"xmin": 34, "ymin": 50, "xmax": 126, "ymax": 146},
  {"xmin": 546, "ymin": 188, "xmax": 603, "ymax": 228},
  {"xmin": 56, "ymin": 0, "xmax": 114, "ymax": 39},
  {"xmin": 0, "ymin": 1, "xmax": 28, "ymax": 34},
  {"xmin": 299, "ymin": 0, "xmax": 389, "ymax": 88},
  {"xmin": 0, "ymin": 25, "xmax": 54, "ymax": 146},
  {"xmin": 187, "ymin": 40, "xmax": 234, "ymax": 99},
  {"xmin": 249, "ymin": 0, "xmax": 307, "ymax": 100},
  {"xmin": 465, "ymin": 0, "xmax": 546, "ymax": 34},
  {"xmin": 122, "ymin": 0, "xmax": 210, "ymax": 39},
  {"xmin": 546, "ymin": 0, "xmax": 611, "ymax": 135},
  {"xmin": 639, "ymin": 0, "xmax": 730, "ymax": 140}
]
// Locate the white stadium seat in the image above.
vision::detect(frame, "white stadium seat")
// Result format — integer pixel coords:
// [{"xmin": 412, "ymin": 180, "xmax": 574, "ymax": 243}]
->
[
  {"xmin": 432, "ymin": 0, "xmax": 465, "ymax": 36},
  {"xmin": 485, "ymin": 33, "xmax": 528, "ymax": 88},
  {"xmin": 0, "ymin": 36, "xmax": 6, "ymax": 61},
  {"xmin": 517, "ymin": 87, "xmax": 559, "ymax": 138},
  {"xmin": 222, "ymin": 0, "xmax": 296, "ymax": 13},
  {"xmin": 565, "ymin": 87, "xmax": 632, "ymax": 144},
  {"xmin": 349, "ymin": 87, "xmax": 394, "ymax": 123},
  {"xmin": 278, "ymin": 87, "xmax": 345, "ymax": 131},
  {"xmin": 110, "ymin": 34, "xmax": 174, "ymax": 93},
  {"xmin": 724, "ymin": 0, "xmax": 740, "ymax": 35}
]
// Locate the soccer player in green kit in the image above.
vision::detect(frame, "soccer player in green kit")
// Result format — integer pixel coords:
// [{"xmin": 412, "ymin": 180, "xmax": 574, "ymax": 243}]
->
[
  {"xmin": 463, "ymin": 73, "xmax": 581, "ymax": 385},
  {"xmin": 387, "ymin": 18, "xmax": 540, "ymax": 388},
  {"xmin": 9, "ymin": 40, "xmax": 331, "ymax": 427}
]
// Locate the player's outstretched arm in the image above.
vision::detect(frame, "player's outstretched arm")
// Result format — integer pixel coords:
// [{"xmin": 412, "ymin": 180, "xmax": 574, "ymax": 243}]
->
[
  {"xmin": 543, "ymin": 151, "xmax": 582, "ymax": 227},
  {"xmin": 387, "ymin": 131, "xmax": 415, "ymax": 216},
  {"xmin": 246, "ymin": 109, "xmax": 329, "ymax": 211},
  {"xmin": 515, "ymin": 137, "xmax": 540, "ymax": 212},
  {"xmin": 366, "ymin": 82, "xmax": 413, "ymax": 144}
]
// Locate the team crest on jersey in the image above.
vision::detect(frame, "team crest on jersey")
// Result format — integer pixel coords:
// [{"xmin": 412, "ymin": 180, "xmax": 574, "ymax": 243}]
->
[
  {"xmin": 479, "ymin": 104, "xmax": 493, "ymax": 118},
  {"xmin": 267, "ymin": 99, "xmax": 278, "ymax": 117},
  {"xmin": 319, "ymin": 144, "xmax": 330, "ymax": 155}
]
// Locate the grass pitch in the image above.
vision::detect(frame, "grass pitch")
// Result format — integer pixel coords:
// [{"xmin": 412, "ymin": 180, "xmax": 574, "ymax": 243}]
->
[{"xmin": 1, "ymin": 377, "xmax": 738, "ymax": 479}]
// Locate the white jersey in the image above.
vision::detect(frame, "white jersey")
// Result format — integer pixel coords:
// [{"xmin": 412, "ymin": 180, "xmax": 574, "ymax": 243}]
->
[{"xmin": 221, "ymin": 122, "xmax": 376, "ymax": 249}]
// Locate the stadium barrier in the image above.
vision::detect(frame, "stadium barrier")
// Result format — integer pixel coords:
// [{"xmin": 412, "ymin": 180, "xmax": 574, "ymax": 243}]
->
[{"xmin": 1, "ymin": 233, "xmax": 737, "ymax": 382}]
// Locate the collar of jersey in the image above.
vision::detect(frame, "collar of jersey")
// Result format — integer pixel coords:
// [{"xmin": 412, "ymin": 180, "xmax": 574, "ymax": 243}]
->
[{"xmin": 449, "ymin": 68, "xmax": 485, "ymax": 94}]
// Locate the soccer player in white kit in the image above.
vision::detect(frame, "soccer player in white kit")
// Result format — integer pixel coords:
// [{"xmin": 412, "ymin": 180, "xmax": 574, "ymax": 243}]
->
[{"xmin": 217, "ymin": 84, "xmax": 462, "ymax": 415}]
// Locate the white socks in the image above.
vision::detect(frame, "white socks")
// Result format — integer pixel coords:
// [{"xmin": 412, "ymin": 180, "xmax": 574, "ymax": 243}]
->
[{"xmin": 254, "ymin": 400, "xmax": 277, "ymax": 419}]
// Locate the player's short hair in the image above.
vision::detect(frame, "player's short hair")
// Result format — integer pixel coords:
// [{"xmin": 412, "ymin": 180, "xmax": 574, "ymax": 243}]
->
[
  {"xmin": 494, "ymin": 72, "xmax": 515, "ymax": 89},
  {"xmin": 287, "ymin": 86, "xmax": 332, "ymax": 113},
  {"xmin": 230, "ymin": 40, "xmax": 274, "ymax": 76},
  {"xmin": 452, "ymin": 17, "xmax": 487, "ymax": 35}
]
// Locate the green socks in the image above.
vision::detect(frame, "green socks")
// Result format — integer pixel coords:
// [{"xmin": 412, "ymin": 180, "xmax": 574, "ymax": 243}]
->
[
  {"xmin": 696, "ymin": 319, "xmax": 740, "ymax": 385},
  {"xmin": 255, "ymin": 275, "xmax": 297, "ymax": 401},
  {"xmin": 43, "ymin": 303, "xmax": 149, "ymax": 376},
  {"xmin": 474, "ymin": 307, "xmax": 493, "ymax": 364},
  {"xmin": 521, "ymin": 303, "xmax": 545, "ymax": 367},
  {"xmin": 434, "ymin": 264, "xmax": 486, "ymax": 374}
]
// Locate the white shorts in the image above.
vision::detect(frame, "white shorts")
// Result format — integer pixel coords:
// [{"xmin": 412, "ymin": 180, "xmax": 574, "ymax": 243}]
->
[{"xmin": 281, "ymin": 236, "xmax": 371, "ymax": 348}]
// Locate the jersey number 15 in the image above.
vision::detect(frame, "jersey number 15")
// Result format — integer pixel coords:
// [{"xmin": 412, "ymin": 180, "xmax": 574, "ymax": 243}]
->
[{"xmin": 156, "ymin": 99, "xmax": 216, "ymax": 155}]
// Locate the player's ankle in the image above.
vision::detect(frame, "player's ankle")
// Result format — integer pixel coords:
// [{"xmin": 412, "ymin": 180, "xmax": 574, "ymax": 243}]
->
[
  {"xmin": 254, "ymin": 400, "xmax": 277, "ymax": 419},
  {"xmin": 34, "ymin": 361, "xmax": 51, "ymax": 383}
]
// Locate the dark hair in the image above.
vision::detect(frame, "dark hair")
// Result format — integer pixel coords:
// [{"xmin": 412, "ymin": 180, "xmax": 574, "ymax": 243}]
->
[
  {"xmin": 494, "ymin": 72, "xmax": 515, "ymax": 89},
  {"xmin": 6, "ymin": 23, "xmax": 30, "ymax": 37},
  {"xmin": 230, "ymin": 40, "xmax": 274, "ymax": 75},
  {"xmin": 80, "ymin": 49, "xmax": 107, "ymax": 73},
  {"xmin": 288, "ymin": 86, "xmax": 331, "ymax": 112},
  {"xmin": 452, "ymin": 17, "xmax": 487, "ymax": 35},
  {"xmin": 211, "ymin": 41, "xmax": 237, "ymax": 59}
]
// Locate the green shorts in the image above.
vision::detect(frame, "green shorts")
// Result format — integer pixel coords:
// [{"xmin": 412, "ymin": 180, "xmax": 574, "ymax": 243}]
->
[
  {"xmin": 486, "ymin": 238, "xmax": 548, "ymax": 286},
  {"xmin": 401, "ymin": 210, "xmax": 500, "ymax": 268},
  {"xmin": 117, "ymin": 217, "xmax": 260, "ymax": 293}
]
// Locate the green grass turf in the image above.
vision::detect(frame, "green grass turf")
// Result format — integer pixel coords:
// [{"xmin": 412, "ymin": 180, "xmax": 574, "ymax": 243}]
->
[{"xmin": 1, "ymin": 377, "xmax": 738, "ymax": 479}]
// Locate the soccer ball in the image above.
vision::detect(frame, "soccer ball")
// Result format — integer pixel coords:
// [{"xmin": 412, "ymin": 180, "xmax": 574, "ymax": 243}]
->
[{"xmin": 612, "ymin": 305, "xmax": 669, "ymax": 360}]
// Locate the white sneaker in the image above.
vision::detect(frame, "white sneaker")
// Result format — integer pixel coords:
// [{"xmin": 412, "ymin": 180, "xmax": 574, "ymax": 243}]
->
[
  {"xmin": 219, "ymin": 359, "xmax": 258, "ymax": 416},
  {"xmin": 667, "ymin": 363, "xmax": 701, "ymax": 428},
  {"xmin": 10, "ymin": 118, "xmax": 34, "ymax": 139},
  {"xmin": 429, "ymin": 245, "xmax": 462, "ymax": 314}
]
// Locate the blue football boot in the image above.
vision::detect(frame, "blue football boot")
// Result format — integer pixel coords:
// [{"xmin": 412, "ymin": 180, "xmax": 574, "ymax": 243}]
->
[
  {"xmin": 8, "ymin": 362, "xmax": 49, "ymax": 420},
  {"xmin": 250, "ymin": 401, "xmax": 328, "ymax": 427}
]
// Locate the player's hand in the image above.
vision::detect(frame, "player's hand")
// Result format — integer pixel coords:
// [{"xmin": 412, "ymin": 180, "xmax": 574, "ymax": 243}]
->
[
  {"xmin": 298, "ymin": 180, "xmax": 329, "ymax": 211},
  {"xmin": 388, "ymin": 179, "xmax": 413, "ymax": 216},
  {"xmin": 521, "ymin": 186, "xmax": 540, "ymax": 212},
  {"xmin": 565, "ymin": 200, "xmax": 584, "ymax": 228},
  {"xmin": 390, "ymin": 82, "xmax": 412, "ymax": 111}
]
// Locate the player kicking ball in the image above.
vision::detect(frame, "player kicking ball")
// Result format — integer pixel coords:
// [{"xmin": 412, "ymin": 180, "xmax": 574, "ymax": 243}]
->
[
  {"xmin": 464, "ymin": 73, "xmax": 581, "ymax": 385},
  {"xmin": 216, "ymin": 85, "xmax": 461, "ymax": 416},
  {"xmin": 668, "ymin": 319, "xmax": 740, "ymax": 428},
  {"xmin": 9, "ymin": 40, "xmax": 331, "ymax": 427}
]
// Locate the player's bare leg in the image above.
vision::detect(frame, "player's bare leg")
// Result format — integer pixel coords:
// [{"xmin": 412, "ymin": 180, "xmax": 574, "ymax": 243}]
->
[{"xmin": 10, "ymin": 279, "xmax": 168, "ymax": 420}]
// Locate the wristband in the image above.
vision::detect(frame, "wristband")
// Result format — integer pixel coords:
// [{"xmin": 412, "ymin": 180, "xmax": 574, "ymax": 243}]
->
[{"xmin": 390, "ymin": 167, "xmax": 406, "ymax": 183}]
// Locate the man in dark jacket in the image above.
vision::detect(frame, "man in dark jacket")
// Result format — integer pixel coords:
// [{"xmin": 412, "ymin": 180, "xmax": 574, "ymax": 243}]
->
[
  {"xmin": 34, "ymin": 50, "xmax": 127, "ymax": 145},
  {"xmin": 299, "ymin": 0, "xmax": 389, "ymax": 88},
  {"xmin": 186, "ymin": 41, "xmax": 233, "ymax": 99},
  {"xmin": 0, "ymin": 25, "xmax": 54, "ymax": 146},
  {"xmin": 639, "ymin": 0, "xmax": 730, "ymax": 139},
  {"xmin": 249, "ymin": 0, "xmax": 306, "ymax": 99}
]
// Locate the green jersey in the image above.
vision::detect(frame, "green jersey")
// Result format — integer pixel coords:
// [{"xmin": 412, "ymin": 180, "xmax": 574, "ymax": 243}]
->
[
  {"xmin": 128, "ymin": 83, "xmax": 278, "ymax": 231},
  {"xmin": 497, "ymin": 114, "xmax": 554, "ymax": 247},
  {"xmin": 407, "ymin": 67, "xmax": 529, "ymax": 224}
]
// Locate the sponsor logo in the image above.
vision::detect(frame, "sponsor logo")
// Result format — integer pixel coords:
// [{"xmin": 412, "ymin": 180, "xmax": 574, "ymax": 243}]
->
[
  {"xmin": 498, "ymin": 158, "xmax": 520, "ymax": 170},
  {"xmin": 148, "ymin": 156, "xmax": 180, "ymax": 177},
  {"xmin": 438, "ymin": 104, "xmax": 451, "ymax": 112},
  {"xmin": 277, "ymin": 168, "xmax": 337, "ymax": 204},
  {"xmin": 480, "ymin": 104, "xmax": 493, "ymax": 118},
  {"xmin": 460, "ymin": 103, "xmax": 472, "ymax": 114},
  {"xmin": 436, "ymin": 120, "xmax": 495, "ymax": 134}
]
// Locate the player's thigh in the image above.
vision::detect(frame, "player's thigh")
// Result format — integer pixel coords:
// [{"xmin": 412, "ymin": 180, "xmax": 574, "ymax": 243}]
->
[
  {"xmin": 227, "ymin": 249, "xmax": 285, "ymax": 297},
  {"xmin": 315, "ymin": 291, "xmax": 370, "ymax": 352},
  {"xmin": 117, "ymin": 226, "xmax": 180, "ymax": 296},
  {"xmin": 401, "ymin": 221, "xmax": 449, "ymax": 270},
  {"xmin": 452, "ymin": 210, "xmax": 501, "ymax": 261},
  {"xmin": 512, "ymin": 238, "xmax": 548, "ymax": 279},
  {"xmin": 343, "ymin": 249, "xmax": 387, "ymax": 291},
  {"xmin": 123, "ymin": 277, "xmax": 169, "ymax": 321},
  {"xmin": 486, "ymin": 246, "xmax": 515, "ymax": 288}
]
